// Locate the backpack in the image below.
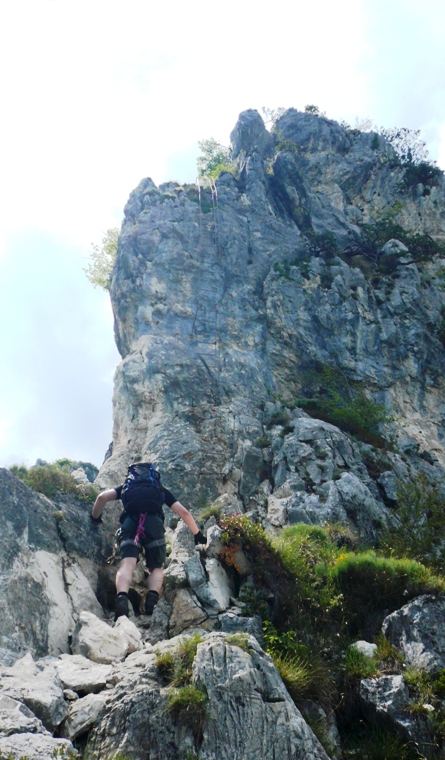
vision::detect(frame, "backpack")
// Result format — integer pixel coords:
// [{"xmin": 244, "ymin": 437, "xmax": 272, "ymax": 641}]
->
[{"xmin": 121, "ymin": 463, "xmax": 163, "ymax": 515}]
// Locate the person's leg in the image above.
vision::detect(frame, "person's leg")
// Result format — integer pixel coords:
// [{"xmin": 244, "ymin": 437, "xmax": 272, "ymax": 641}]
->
[
  {"xmin": 148, "ymin": 566, "xmax": 163, "ymax": 593},
  {"xmin": 116, "ymin": 557, "xmax": 138, "ymax": 594}
]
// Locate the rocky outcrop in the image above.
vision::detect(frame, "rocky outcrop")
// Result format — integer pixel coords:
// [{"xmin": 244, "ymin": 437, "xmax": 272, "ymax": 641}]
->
[
  {"xmin": 0, "ymin": 468, "xmax": 119, "ymax": 665},
  {"xmin": 97, "ymin": 108, "xmax": 445, "ymax": 549},
  {"xmin": 360, "ymin": 675, "xmax": 433, "ymax": 757},
  {"xmin": 87, "ymin": 628, "xmax": 330, "ymax": 760},
  {"xmin": 382, "ymin": 595, "xmax": 445, "ymax": 673}
]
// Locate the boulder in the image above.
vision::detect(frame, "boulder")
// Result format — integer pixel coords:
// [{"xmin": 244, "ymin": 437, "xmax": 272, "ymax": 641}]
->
[
  {"xmin": 71, "ymin": 611, "xmax": 141, "ymax": 664},
  {"xmin": 194, "ymin": 634, "xmax": 330, "ymax": 760},
  {"xmin": 168, "ymin": 589, "xmax": 207, "ymax": 636},
  {"xmin": 61, "ymin": 691, "xmax": 108, "ymax": 740},
  {"xmin": 88, "ymin": 632, "xmax": 330, "ymax": 760},
  {"xmin": 55, "ymin": 654, "xmax": 113, "ymax": 693},
  {"xmin": 351, "ymin": 641, "xmax": 378, "ymax": 659},
  {"xmin": 0, "ymin": 695, "xmax": 48, "ymax": 736},
  {"xmin": 0, "ymin": 661, "xmax": 67, "ymax": 731},
  {"xmin": 382, "ymin": 595, "xmax": 445, "ymax": 674},
  {"xmin": 360, "ymin": 675, "xmax": 432, "ymax": 757},
  {"xmin": 0, "ymin": 733, "xmax": 77, "ymax": 759}
]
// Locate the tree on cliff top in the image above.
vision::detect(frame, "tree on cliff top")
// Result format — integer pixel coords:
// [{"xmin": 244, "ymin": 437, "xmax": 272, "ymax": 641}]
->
[
  {"xmin": 197, "ymin": 138, "xmax": 233, "ymax": 181},
  {"xmin": 84, "ymin": 227, "xmax": 119, "ymax": 291}
]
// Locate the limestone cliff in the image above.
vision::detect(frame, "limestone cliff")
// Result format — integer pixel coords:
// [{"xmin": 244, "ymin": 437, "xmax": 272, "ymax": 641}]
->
[{"xmin": 98, "ymin": 108, "xmax": 445, "ymax": 539}]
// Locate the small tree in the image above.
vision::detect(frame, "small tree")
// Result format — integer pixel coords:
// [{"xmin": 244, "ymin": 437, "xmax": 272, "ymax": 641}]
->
[
  {"xmin": 261, "ymin": 106, "xmax": 286, "ymax": 129},
  {"xmin": 84, "ymin": 227, "xmax": 119, "ymax": 291},
  {"xmin": 379, "ymin": 126, "xmax": 429, "ymax": 165},
  {"xmin": 197, "ymin": 138, "xmax": 233, "ymax": 181}
]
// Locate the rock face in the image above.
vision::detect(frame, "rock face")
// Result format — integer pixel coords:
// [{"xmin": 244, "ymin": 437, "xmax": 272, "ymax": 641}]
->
[
  {"xmin": 88, "ymin": 631, "xmax": 330, "ymax": 760},
  {"xmin": 97, "ymin": 108, "xmax": 445, "ymax": 547},
  {"xmin": 0, "ymin": 468, "xmax": 116, "ymax": 665}
]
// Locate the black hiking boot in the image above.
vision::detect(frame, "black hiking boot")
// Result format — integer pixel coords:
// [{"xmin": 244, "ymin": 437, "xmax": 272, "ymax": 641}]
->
[
  {"xmin": 145, "ymin": 590, "xmax": 159, "ymax": 616},
  {"xmin": 114, "ymin": 592, "xmax": 129, "ymax": 621}
]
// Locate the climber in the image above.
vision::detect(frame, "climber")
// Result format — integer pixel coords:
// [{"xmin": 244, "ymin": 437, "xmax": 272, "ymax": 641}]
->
[{"xmin": 90, "ymin": 462, "xmax": 206, "ymax": 621}]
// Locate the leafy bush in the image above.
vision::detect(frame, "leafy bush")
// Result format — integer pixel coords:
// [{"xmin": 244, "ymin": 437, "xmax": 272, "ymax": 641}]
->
[
  {"xmin": 296, "ymin": 364, "xmax": 391, "ymax": 445},
  {"xmin": 197, "ymin": 138, "xmax": 235, "ymax": 181},
  {"xmin": 379, "ymin": 475, "xmax": 445, "ymax": 571},
  {"xmin": 9, "ymin": 462, "xmax": 98, "ymax": 502},
  {"xmin": 343, "ymin": 218, "xmax": 445, "ymax": 271},
  {"xmin": 84, "ymin": 227, "xmax": 119, "ymax": 291}
]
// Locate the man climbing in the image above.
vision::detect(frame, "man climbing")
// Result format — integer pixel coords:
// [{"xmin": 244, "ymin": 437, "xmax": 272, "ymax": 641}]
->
[{"xmin": 90, "ymin": 462, "xmax": 206, "ymax": 621}]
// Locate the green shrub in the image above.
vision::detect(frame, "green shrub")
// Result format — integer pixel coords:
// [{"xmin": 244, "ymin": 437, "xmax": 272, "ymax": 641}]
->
[
  {"xmin": 266, "ymin": 410, "xmax": 291, "ymax": 429},
  {"xmin": 344, "ymin": 217, "xmax": 445, "ymax": 272},
  {"xmin": 197, "ymin": 138, "xmax": 235, "ymax": 181},
  {"xmin": 330, "ymin": 551, "xmax": 444, "ymax": 636},
  {"xmin": 155, "ymin": 650, "xmax": 175, "ymax": 681},
  {"xmin": 10, "ymin": 462, "xmax": 98, "ymax": 501},
  {"xmin": 296, "ymin": 364, "xmax": 391, "ymax": 445},
  {"xmin": 379, "ymin": 474, "xmax": 445, "ymax": 571},
  {"xmin": 167, "ymin": 684, "xmax": 208, "ymax": 736},
  {"xmin": 342, "ymin": 725, "xmax": 418, "ymax": 760}
]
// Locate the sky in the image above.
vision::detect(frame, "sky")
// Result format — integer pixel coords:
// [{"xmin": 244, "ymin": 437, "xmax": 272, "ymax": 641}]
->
[{"xmin": 1, "ymin": 0, "xmax": 445, "ymax": 469}]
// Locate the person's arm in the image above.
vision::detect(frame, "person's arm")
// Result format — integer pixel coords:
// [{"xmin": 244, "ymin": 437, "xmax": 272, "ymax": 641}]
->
[
  {"xmin": 170, "ymin": 501, "xmax": 206, "ymax": 544},
  {"xmin": 91, "ymin": 489, "xmax": 118, "ymax": 520}
]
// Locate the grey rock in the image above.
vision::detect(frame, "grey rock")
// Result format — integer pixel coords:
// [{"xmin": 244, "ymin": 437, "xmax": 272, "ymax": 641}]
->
[
  {"xmin": 144, "ymin": 598, "xmax": 172, "ymax": 645},
  {"xmin": 382, "ymin": 595, "xmax": 445, "ymax": 674},
  {"xmin": 194, "ymin": 634, "xmax": 330, "ymax": 760},
  {"xmin": 0, "ymin": 733, "xmax": 77, "ymax": 759},
  {"xmin": 0, "ymin": 695, "xmax": 48, "ymax": 737},
  {"xmin": 88, "ymin": 632, "xmax": 330, "ymax": 760},
  {"xmin": 360, "ymin": 675, "xmax": 433, "ymax": 757},
  {"xmin": 351, "ymin": 640, "xmax": 378, "ymax": 659},
  {"xmin": 381, "ymin": 239, "xmax": 409, "ymax": 255},
  {"xmin": 205, "ymin": 524, "xmax": 224, "ymax": 558},
  {"xmin": 55, "ymin": 654, "xmax": 113, "ymax": 693},
  {"xmin": 0, "ymin": 663, "xmax": 67, "ymax": 731},
  {"xmin": 219, "ymin": 612, "xmax": 263, "ymax": 641},
  {"xmin": 61, "ymin": 691, "xmax": 108, "ymax": 740},
  {"xmin": 71, "ymin": 611, "xmax": 141, "ymax": 664},
  {"xmin": 378, "ymin": 470, "xmax": 398, "ymax": 503}
]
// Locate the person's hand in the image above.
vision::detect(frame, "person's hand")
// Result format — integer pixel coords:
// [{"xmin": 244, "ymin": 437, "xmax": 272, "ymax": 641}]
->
[
  {"xmin": 90, "ymin": 513, "xmax": 103, "ymax": 525},
  {"xmin": 194, "ymin": 530, "xmax": 206, "ymax": 546}
]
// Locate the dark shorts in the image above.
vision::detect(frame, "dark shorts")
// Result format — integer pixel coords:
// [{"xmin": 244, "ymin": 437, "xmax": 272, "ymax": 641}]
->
[{"xmin": 119, "ymin": 513, "xmax": 166, "ymax": 569}]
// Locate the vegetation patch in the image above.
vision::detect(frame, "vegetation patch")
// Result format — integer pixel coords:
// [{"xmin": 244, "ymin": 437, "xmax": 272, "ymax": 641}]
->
[
  {"xmin": 156, "ymin": 633, "xmax": 204, "ymax": 687},
  {"xmin": 379, "ymin": 474, "xmax": 445, "ymax": 571},
  {"xmin": 10, "ymin": 462, "xmax": 98, "ymax": 502},
  {"xmin": 226, "ymin": 633, "xmax": 251, "ymax": 653},
  {"xmin": 198, "ymin": 502, "xmax": 222, "ymax": 524},
  {"xmin": 295, "ymin": 364, "xmax": 391, "ymax": 446},
  {"xmin": 166, "ymin": 684, "xmax": 208, "ymax": 738}
]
